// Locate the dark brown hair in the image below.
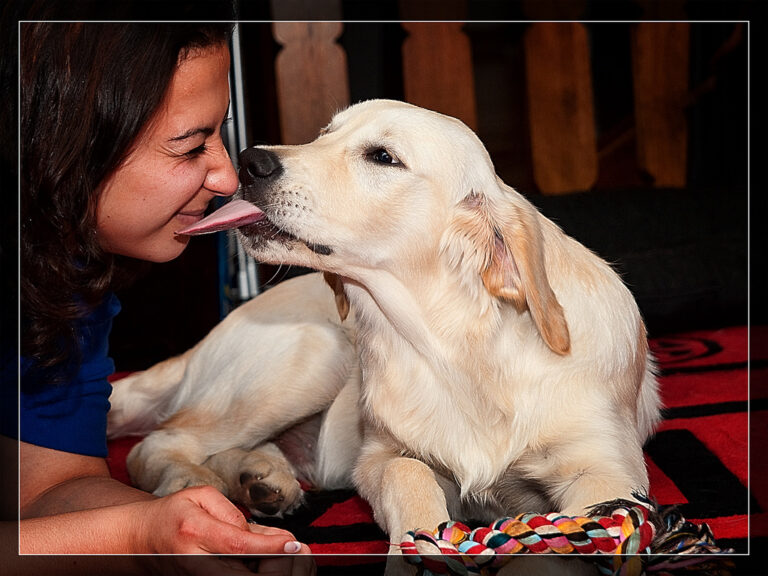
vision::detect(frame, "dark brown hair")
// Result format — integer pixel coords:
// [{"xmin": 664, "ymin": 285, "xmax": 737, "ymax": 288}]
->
[{"xmin": 20, "ymin": 21, "xmax": 232, "ymax": 375}]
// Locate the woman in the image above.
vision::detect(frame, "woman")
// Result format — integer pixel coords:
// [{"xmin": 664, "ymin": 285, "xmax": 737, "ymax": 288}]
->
[{"xmin": 3, "ymin": 18, "xmax": 314, "ymax": 575}]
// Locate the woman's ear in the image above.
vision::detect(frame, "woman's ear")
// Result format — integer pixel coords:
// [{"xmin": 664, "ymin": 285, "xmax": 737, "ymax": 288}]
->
[{"xmin": 458, "ymin": 188, "xmax": 571, "ymax": 355}]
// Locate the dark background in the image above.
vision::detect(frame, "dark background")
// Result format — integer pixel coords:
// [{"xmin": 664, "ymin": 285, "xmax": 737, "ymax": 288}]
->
[{"xmin": 105, "ymin": 4, "xmax": 760, "ymax": 372}]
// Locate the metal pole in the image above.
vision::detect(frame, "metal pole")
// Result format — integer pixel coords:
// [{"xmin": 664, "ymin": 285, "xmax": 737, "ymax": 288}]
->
[{"xmin": 228, "ymin": 23, "xmax": 260, "ymax": 301}]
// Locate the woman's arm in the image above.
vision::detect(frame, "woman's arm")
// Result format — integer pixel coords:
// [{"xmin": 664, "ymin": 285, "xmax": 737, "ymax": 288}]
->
[
  {"xmin": 20, "ymin": 441, "xmax": 152, "ymax": 517},
  {"xmin": 15, "ymin": 440, "xmax": 312, "ymax": 561}
]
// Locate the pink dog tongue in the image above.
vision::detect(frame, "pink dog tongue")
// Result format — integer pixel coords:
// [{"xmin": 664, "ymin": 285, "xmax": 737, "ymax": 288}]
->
[{"xmin": 175, "ymin": 199, "xmax": 264, "ymax": 236}]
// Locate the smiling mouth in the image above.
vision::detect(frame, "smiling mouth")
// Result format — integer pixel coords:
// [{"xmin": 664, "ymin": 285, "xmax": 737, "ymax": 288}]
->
[{"xmin": 175, "ymin": 209, "xmax": 206, "ymax": 223}]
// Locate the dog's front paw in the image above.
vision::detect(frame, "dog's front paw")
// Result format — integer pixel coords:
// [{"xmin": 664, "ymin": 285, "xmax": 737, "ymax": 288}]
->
[
  {"xmin": 237, "ymin": 469, "xmax": 301, "ymax": 517},
  {"xmin": 233, "ymin": 449, "xmax": 303, "ymax": 517},
  {"xmin": 204, "ymin": 444, "xmax": 304, "ymax": 517}
]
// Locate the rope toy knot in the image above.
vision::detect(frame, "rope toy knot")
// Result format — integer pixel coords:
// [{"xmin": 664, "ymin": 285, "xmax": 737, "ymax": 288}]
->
[{"xmin": 399, "ymin": 498, "xmax": 731, "ymax": 576}]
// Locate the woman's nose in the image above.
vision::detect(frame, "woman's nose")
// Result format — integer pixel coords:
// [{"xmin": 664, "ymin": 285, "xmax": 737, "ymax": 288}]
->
[{"xmin": 205, "ymin": 143, "xmax": 238, "ymax": 197}]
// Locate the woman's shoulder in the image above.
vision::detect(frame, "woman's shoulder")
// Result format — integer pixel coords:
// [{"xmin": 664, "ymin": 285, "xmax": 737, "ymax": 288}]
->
[{"xmin": 20, "ymin": 291, "xmax": 122, "ymax": 391}]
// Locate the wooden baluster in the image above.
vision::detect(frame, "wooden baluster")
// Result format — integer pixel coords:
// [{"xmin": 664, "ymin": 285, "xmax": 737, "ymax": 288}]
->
[
  {"xmin": 631, "ymin": 22, "xmax": 690, "ymax": 187},
  {"xmin": 401, "ymin": 22, "xmax": 477, "ymax": 132},
  {"xmin": 272, "ymin": 22, "xmax": 350, "ymax": 144},
  {"xmin": 524, "ymin": 22, "xmax": 597, "ymax": 195}
]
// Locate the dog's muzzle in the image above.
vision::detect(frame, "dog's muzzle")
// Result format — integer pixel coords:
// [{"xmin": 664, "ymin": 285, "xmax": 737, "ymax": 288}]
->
[{"xmin": 236, "ymin": 147, "xmax": 333, "ymax": 257}]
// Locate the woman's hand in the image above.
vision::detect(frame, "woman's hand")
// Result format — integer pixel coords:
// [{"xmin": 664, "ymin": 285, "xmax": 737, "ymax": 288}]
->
[
  {"xmin": 18, "ymin": 485, "xmax": 314, "ymax": 575},
  {"xmin": 131, "ymin": 486, "xmax": 316, "ymax": 575},
  {"xmin": 131, "ymin": 485, "xmax": 310, "ymax": 555}
]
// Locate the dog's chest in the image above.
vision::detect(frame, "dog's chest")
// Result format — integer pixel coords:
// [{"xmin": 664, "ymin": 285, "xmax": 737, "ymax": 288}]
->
[
  {"xmin": 351, "ymin": 291, "xmax": 534, "ymax": 489},
  {"xmin": 362, "ymin": 358, "xmax": 525, "ymax": 490}
]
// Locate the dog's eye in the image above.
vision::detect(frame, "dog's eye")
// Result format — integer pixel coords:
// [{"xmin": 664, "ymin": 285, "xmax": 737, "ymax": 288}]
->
[{"xmin": 367, "ymin": 148, "xmax": 400, "ymax": 166}]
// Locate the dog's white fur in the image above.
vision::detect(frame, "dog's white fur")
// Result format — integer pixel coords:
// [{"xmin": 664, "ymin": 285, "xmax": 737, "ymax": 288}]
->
[{"xmin": 108, "ymin": 100, "xmax": 660, "ymax": 566}]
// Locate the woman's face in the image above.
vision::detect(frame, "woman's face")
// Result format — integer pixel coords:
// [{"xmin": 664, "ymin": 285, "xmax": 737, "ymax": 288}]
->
[{"xmin": 96, "ymin": 43, "xmax": 237, "ymax": 262}]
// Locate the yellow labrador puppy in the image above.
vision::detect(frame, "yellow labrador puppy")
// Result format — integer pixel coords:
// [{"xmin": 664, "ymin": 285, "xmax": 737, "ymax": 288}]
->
[{"xmin": 108, "ymin": 100, "xmax": 660, "ymax": 567}]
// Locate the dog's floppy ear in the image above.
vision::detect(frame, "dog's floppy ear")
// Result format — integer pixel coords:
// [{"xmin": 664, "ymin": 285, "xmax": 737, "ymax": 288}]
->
[
  {"xmin": 457, "ymin": 190, "xmax": 571, "ymax": 355},
  {"xmin": 323, "ymin": 272, "xmax": 350, "ymax": 322}
]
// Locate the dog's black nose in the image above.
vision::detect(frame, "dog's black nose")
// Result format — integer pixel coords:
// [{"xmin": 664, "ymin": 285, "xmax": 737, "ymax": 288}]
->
[{"xmin": 239, "ymin": 147, "xmax": 282, "ymax": 186}]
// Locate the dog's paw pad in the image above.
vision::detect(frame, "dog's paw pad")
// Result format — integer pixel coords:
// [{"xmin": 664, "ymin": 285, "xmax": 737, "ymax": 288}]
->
[
  {"xmin": 242, "ymin": 477, "xmax": 285, "ymax": 515},
  {"xmin": 239, "ymin": 472, "xmax": 300, "ymax": 516}
]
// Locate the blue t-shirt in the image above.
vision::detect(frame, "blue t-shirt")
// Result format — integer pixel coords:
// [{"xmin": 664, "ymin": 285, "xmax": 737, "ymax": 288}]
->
[{"xmin": 1, "ymin": 293, "xmax": 121, "ymax": 457}]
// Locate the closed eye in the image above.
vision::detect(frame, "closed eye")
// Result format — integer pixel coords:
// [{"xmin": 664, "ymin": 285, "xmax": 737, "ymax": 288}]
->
[
  {"xmin": 184, "ymin": 143, "xmax": 208, "ymax": 158},
  {"xmin": 366, "ymin": 148, "xmax": 402, "ymax": 166}
]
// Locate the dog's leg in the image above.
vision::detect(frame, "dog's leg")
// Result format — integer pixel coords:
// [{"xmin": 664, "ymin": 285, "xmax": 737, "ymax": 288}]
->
[
  {"xmin": 107, "ymin": 350, "xmax": 194, "ymax": 438},
  {"xmin": 354, "ymin": 438, "xmax": 451, "ymax": 576},
  {"xmin": 533, "ymin": 429, "xmax": 649, "ymax": 516},
  {"xmin": 555, "ymin": 464, "xmax": 649, "ymax": 517},
  {"xmin": 205, "ymin": 444, "xmax": 303, "ymax": 518},
  {"xmin": 126, "ymin": 429, "xmax": 229, "ymax": 496},
  {"xmin": 121, "ymin": 316, "xmax": 358, "ymax": 499},
  {"xmin": 314, "ymin": 370, "xmax": 362, "ymax": 489},
  {"xmin": 356, "ymin": 454, "xmax": 450, "ymax": 576},
  {"xmin": 205, "ymin": 371, "xmax": 363, "ymax": 518}
]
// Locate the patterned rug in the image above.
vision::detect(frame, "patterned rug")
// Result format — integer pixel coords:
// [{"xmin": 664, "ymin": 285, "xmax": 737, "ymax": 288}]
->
[{"xmin": 107, "ymin": 324, "xmax": 766, "ymax": 574}]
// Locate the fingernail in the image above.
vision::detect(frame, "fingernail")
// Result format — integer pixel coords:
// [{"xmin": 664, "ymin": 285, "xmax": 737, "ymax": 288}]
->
[{"xmin": 283, "ymin": 540, "xmax": 302, "ymax": 554}]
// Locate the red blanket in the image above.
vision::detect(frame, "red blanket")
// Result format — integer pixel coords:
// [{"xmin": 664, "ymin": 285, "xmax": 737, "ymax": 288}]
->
[{"xmin": 107, "ymin": 325, "xmax": 766, "ymax": 570}]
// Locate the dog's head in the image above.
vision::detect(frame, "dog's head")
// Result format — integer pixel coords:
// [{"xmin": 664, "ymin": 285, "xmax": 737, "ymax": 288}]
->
[{"xmin": 236, "ymin": 99, "xmax": 569, "ymax": 355}]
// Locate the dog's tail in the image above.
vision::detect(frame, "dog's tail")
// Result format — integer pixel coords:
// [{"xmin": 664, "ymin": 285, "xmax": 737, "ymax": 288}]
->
[{"xmin": 107, "ymin": 350, "xmax": 193, "ymax": 438}]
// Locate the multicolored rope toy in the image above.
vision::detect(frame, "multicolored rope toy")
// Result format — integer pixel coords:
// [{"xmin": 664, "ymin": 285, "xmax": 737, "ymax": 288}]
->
[{"xmin": 399, "ymin": 498, "xmax": 731, "ymax": 576}]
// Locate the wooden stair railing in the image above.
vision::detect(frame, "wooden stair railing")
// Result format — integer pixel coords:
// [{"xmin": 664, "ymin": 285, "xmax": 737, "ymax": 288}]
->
[{"xmin": 266, "ymin": 18, "xmax": 689, "ymax": 193}]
